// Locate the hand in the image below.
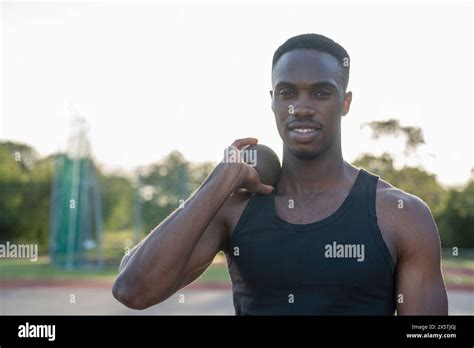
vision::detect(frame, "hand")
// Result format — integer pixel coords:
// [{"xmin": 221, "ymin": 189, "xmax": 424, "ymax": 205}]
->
[{"xmin": 222, "ymin": 138, "xmax": 274, "ymax": 195}]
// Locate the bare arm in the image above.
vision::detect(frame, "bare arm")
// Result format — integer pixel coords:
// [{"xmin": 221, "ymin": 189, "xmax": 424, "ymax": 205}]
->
[
  {"xmin": 379, "ymin": 189, "xmax": 448, "ymax": 315},
  {"xmin": 112, "ymin": 138, "xmax": 273, "ymax": 309}
]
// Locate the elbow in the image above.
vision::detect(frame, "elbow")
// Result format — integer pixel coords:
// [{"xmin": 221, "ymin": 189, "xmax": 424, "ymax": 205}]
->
[{"xmin": 112, "ymin": 276, "xmax": 153, "ymax": 310}]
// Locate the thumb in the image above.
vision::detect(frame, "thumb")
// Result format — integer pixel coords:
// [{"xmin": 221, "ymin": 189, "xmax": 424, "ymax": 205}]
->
[{"xmin": 256, "ymin": 184, "xmax": 275, "ymax": 195}]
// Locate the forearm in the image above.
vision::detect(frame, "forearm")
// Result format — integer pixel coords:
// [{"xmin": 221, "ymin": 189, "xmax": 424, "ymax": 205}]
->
[
  {"xmin": 113, "ymin": 162, "xmax": 243, "ymax": 306},
  {"xmin": 117, "ymin": 165, "xmax": 227, "ymax": 273}
]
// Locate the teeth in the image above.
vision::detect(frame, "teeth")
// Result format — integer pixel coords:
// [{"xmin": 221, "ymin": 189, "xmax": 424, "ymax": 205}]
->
[{"xmin": 293, "ymin": 128, "xmax": 315, "ymax": 133}]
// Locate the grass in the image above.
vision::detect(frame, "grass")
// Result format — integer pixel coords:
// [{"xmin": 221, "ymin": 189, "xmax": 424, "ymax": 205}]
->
[
  {"xmin": 0, "ymin": 257, "xmax": 230, "ymax": 284},
  {"xmin": 442, "ymin": 258, "xmax": 474, "ymax": 269},
  {"xmin": 0, "ymin": 227, "xmax": 231, "ymax": 283},
  {"xmin": 444, "ymin": 275, "xmax": 474, "ymax": 285},
  {"xmin": 0, "ymin": 240, "xmax": 470, "ymax": 286},
  {"xmin": 441, "ymin": 255, "xmax": 474, "ymax": 287},
  {"xmin": 0, "ymin": 230, "xmax": 135, "ymax": 281},
  {"xmin": 0, "ymin": 257, "xmax": 118, "ymax": 280},
  {"xmin": 440, "ymin": 254, "xmax": 474, "ymax": 287},
  {"xmin": 102, "ymin": 229, "xmax": 137, "ymax": 260},
  {"xmin": 0, "ymin": 231, "xmax": 231, "ymax": 284},
  {"xmin": 198, "ymin": 263, "xmax": 230, "ymax": 283},
  {"xmin": 4, "ymin": 257, "xmax": 471, "ymax": 286}
]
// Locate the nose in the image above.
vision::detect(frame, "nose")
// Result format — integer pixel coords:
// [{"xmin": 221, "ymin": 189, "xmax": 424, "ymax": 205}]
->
[
  {"xmin": 291, "ymin": 94, "xmax": 316, "ymax": 117},
  {"xmin": 292, "ymin": 104, "xmax": 316, "ymax": 118}
]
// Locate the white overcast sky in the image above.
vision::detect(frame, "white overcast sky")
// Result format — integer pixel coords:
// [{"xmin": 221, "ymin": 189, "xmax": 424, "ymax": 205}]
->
[{"xmin": 1, "ymin": 1, "xmax": 472, "ymax": 186}]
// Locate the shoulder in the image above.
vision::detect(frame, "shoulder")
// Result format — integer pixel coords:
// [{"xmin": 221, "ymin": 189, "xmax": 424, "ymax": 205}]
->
[
  {"xmin": 217, "ymin": 189, "xmax": 254, "ymax": 250},
  {"xmin": 376, "ymin": 177, "xmax": 431, "ymax": 219},
  {"xmin": 375, "ymin": 177, "xmax": 434, "ymax": 228},
  {"xmin": 374, "ymin": 176, "xmax": 440, "ymax": 259}
]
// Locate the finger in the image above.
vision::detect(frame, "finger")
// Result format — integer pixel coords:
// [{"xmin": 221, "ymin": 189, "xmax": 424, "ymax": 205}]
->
[
  {"xmin": 256, "ymin": 184, "xmax": 275, "ymax": 195},
  {"xmin": 222, "ymin": 145, "xmax": 245, "ymax": 164},
  {"xmin": 231, "ymin": 138, "xmax": 258, "ymax": 150}
]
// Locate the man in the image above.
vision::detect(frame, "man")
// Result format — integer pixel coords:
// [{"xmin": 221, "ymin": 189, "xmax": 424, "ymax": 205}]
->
[{"xmin": 113, "ymin": 33, "xmax": 448, "ymax": 315}]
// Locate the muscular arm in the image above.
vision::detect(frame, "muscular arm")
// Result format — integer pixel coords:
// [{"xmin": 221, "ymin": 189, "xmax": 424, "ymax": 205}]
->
[
  {"xmin": 112, "ymin": 138, "xmax": 273, "ymax": 310},
  {"xmin": 112, "ymin": 163, "xmax": 239, "ymax": 309},
  {"xmin": 378, "ymin": 188, "xmax": 448, "ymax": 315}
]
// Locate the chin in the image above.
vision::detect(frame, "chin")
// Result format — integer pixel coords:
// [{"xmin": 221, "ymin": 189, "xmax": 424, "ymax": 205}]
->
[{"xmin": 287, "ymin": 145, "xmax": 322, "ymax": 160}]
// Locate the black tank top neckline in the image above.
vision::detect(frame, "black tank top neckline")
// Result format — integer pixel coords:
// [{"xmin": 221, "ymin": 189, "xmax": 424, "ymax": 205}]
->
[{"xmin": 270, "ymin": 169, "xmax": 365, "ymax": 231}]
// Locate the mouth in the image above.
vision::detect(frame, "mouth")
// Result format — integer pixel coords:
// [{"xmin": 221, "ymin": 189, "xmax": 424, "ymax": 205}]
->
[{"xmin": 287, "ymin": 124, "xmax": 322, "ymax": 143}]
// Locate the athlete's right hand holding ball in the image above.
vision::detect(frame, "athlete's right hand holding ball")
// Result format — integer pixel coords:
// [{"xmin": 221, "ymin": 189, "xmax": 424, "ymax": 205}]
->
[{"xmin": 222, "ymin": 138, "xmax": 275, "ymax": 195}]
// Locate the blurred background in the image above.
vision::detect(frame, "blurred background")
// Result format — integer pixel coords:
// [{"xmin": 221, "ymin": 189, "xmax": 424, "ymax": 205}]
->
[{"xmin": 0, "ymin": 1, "xmax": 472, "ymax": 315}]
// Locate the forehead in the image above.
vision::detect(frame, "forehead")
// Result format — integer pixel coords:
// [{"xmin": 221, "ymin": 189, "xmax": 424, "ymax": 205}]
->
[{"xmin": 272, "ymin": 49, "xmax": 344, "ymax": 89}]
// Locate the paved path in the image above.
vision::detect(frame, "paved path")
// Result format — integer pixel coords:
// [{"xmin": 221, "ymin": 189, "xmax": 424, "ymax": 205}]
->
[
  {"xmin": 1, "ymin": 286, "xmax": 234, "ymax": 315},
  {"xmin": 1, "ymin": 283, "xmax": 472, "ymax": 315}
]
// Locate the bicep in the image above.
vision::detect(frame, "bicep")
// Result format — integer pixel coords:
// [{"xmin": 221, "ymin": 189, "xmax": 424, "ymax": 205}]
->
[
  {"xmin": 396, "ymin": 249, "xmax": 448, "ymax": 315},
  {"xmin": 395, "ymin": 200, "xmax": 448, "ymax": 315}
]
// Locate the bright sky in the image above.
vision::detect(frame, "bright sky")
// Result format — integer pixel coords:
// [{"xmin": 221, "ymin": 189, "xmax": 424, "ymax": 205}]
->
[{"xmin": 1, "ymin": 1, "xmax": 472, "ymax": 186}]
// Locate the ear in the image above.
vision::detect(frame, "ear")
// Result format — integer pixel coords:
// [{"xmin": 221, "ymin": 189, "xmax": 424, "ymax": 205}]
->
[
  {"xmin": 269, "ymin": 90, "xmax": 274, "ymax": 112},
  {"xmin": 342, "ymin": 91, "xmax": 352, "ymax": 117}
]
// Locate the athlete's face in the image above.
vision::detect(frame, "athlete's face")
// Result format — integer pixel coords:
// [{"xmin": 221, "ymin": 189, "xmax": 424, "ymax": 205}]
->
[{"xmin": 271, "ymin": 49, "xmax": 352, "ymax": 160}]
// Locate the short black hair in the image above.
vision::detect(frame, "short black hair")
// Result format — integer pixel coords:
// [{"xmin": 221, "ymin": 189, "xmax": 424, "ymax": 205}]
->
[{"xmin": 272, "ymin": 33, "xmax": 350, "ymax": 90}]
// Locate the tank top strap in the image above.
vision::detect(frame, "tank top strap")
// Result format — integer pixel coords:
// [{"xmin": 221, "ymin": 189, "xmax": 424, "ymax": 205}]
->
[{"xmin": 357, "ymin": 168, "xmax": 380, "ymax": 218}]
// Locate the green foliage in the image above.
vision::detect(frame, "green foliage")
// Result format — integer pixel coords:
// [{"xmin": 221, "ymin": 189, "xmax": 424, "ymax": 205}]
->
[
  {"xmin": 2, "ymin": 138, "xmax": 470, "ymax": 252},
  {"xmin": 352, "ymin": 153, "xmax": 395, "ymax": 179},
  {"xmin": 0, "ymin": 141, "xmax": 216, "ymax": 253},
  {"xmin": 355, "ymin": 118, "xmax": 471, "ymax": 247},
  {"xmin": 18, "ymin": 156, "xmax": 54, "ymax": 251},
  {"xmin": 363, "ymin": 119, "xmax": 425, "ymax": 153},
  {"xmin": 354, "ymin": 153, "xmax": 447, "ymax": 215},
  {"xmin": 189, "ymin": 161, "xmax": 215, "ymax": 188},
  {"xmin": 138, "ymin": 150, "xmax": 215, "ymax": 235},
  {"xmin": 353, "ymin": 152, "xmax": 472, "ymax": 247},
  {"xmin": 98, "ymin": 172, "xmax": 134, "ymax": 231},
  {"xmin": 437, "ymin": 179, "xmax": 474, "ymax": 248},
  {"xmin": 0, "ymin": 142, "xmax": 52, "ymax": 252}
]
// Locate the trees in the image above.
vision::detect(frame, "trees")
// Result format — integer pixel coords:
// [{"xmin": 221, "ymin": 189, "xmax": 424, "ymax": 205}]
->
[
  {"xmin": 437, "ymin": 176, "xmax": 474, "ymax": 248},
  {"xmin": 354, "ymin": 153, "xmax": 447, "ymax": 218},
  {"xmin": 0, "ymin": 141, "xmax": 216, "ymax": 253},
  {"xmin": 137, "ymin": 150, "xmax": 214, "ymax": 236},
  {"xmin": 99, "ymin": 172, "xmax": 134, "ymax": 232},
  {"xmin": 354, "ymin": 120, "xmax": 472, "ymax": 248},
  {"xmin": 0, "ymin": 142, "xmax": 52, "ymax": 252},
  {"xmin": 2, "ymin": 135, "xmax": 471, "ymax": 250}
]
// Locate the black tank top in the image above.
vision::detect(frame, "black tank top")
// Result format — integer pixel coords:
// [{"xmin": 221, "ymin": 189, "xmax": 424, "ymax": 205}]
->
[{"xmin": 225, "ymin": 169, "xmax": 396, "ymax": 315}]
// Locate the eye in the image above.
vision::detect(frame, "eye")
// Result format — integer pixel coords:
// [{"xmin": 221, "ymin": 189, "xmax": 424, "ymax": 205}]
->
[
  {"xmin": 279, "ymin": 89, "xmax": 295, "ymax": 97},
  {"xmin": 314, "ymin": 90, "xmax": 331, "ymax": 98}
]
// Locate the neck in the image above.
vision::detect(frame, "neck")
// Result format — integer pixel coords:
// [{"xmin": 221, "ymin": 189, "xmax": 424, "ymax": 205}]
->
[{"xmin": 276, "ymin": 139, "xmax": 348, "ymax": 195}]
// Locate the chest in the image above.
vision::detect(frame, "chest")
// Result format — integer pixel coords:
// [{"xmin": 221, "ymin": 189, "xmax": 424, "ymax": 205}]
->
[
  {"xmin": 274, "ymin": 193, "xmax": 351, "ymax": 224},
  {"xmin": 228, "ymin": 223, "xmax": 393, "ymax": 291},
  {"xmin": 223, "ymin": 192, "xmax": 398, "ymax": 267}
]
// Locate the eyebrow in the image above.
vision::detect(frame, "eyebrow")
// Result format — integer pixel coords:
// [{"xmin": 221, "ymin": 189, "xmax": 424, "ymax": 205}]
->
[{"xmin": 274, "ymin": 80, "xmax": 339, "ymax": 91}]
